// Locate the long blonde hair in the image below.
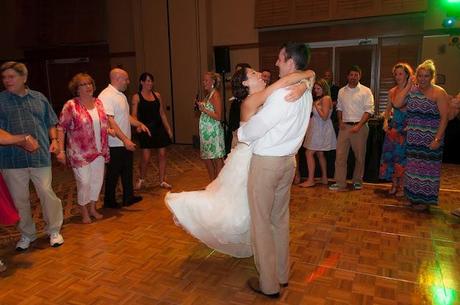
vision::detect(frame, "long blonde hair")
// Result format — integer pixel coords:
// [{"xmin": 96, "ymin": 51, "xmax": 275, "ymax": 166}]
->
[{"xmin": 204, "ymin": 72, "xmax": 221, "ymax": 89}]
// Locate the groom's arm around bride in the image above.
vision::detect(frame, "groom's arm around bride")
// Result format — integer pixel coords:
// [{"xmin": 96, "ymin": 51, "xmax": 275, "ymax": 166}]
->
[{"xmin": 237, "ymin": 42, "xmax": 314, "ymax": 298}]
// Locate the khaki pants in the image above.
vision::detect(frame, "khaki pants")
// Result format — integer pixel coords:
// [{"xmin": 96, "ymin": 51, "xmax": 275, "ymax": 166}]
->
[
  {"xmin": 247, "ymin": 154, "xmax": 296, "ymax": 294},
  {"xmin": 334, "ymin": 124, "xmax": 369, "ymax": 188},
  {"xmin": 1, "ymin": 167, "xmax": 63, "ymax": 239}
]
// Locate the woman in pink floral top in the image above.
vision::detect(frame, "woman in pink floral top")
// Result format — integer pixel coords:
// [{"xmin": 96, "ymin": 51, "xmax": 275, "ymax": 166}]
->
[{"xmin": 57, "ymin": 73, "xmax": 110, "ymax": 223}]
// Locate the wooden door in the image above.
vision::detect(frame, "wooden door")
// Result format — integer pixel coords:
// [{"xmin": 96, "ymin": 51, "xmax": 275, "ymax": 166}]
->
[
  {"xmin": 335, "ymin": 45, "xmax": 375, "ymax": 90},
  {"xmin": 309, "ymin": 47, "xmax": 333, "ymax": 79},
  {"xmin": 24, "ymin": 45, "xmax": 110, "ymax": 114}
]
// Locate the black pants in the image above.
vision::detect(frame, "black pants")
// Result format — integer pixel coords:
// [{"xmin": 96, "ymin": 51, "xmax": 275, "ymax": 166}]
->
[{"xmin": 104, "ymin": 146, "xmax": 133, "ymax": 205}]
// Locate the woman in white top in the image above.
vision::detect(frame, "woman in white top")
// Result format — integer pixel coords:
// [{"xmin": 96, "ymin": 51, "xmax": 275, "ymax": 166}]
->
[
  {"xmin": 57, "ymin": 73, "xmax": 111, "ymax": 223},
  {"xmin": 299, "ymin": 78, "xmax": 336, "ymax": 187}
]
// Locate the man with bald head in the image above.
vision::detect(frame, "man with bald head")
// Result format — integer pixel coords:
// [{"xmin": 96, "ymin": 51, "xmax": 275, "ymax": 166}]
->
[{"xmin": 99, "ymin": 68, "xmax": 149, "ymax": 208}]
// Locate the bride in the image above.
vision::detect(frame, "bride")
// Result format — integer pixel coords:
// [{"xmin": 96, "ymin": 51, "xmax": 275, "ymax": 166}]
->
[{"xmin": 165, "ymin": 67, "xmax": 314, "ymax": 257}]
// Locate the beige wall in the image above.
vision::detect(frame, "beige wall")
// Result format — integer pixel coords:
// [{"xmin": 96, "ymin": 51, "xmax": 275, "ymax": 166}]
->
[
  {"xmin": 131, "ymin": 0, "xmax": 173, "ymax": 135},
  {"xmin": 168, "ymin": 0, "xmax": 209, "ymax": 143},
  {"xmin": 211, "ymin": 0, "xmax": 257, "ymax": 46},
  {"xmin": 424, "ymin": 0, "xmax": 460, "ymax": 31},
  {"xmin": 129, "ymin": 0, "xmax": 259, "ymax": 144},
  {"xmin": 105, "ymin": 0, "xmax": 138, "ymax": 99},
  {"xmin": 421, "ymin": 36, "xmax": 460, "ymax": 95},
  {"xmin": 422, "ymin": 0, "xmax": 460, "ymax": 95}
]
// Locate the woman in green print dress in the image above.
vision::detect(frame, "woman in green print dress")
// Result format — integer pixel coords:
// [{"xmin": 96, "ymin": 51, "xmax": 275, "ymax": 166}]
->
[{"xmin": 198, "ymin": 72, "xmax": 226, "ymax": 181}]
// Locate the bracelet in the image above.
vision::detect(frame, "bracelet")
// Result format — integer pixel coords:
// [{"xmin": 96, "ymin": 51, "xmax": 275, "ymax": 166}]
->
[
  {"xmin": 24, "ymin": 135, "xmax": 31, "ymax": 141},
  {"xmin": 299, "ymin": 79, "xmax": 309, "ymax": 85},
  {"xmin": 434, "ymin": 137, "xmax": 441, "ymax": 143}
]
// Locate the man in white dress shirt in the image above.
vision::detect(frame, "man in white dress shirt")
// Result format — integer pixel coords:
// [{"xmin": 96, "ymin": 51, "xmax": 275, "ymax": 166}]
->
[
  {"xmin": 329, "ymin": 65, "xmax": 374, "ymax": 192},
  {"xmin": 238, "ymin": 42, "xmax": 314, "ymax": 298},
  {"xmin": 98, "ymin": 68, "xmax": 149, "ymax": 208}
]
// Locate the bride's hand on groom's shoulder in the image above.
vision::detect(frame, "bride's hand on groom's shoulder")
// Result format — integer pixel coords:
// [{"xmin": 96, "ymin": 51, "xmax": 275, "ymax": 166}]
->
[{"xmin": 284, "ymin": 82, "xmax": 308, "ymax": 102}]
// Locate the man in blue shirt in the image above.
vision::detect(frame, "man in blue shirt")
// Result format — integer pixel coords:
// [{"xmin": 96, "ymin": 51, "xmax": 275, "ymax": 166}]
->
[{"xmin": 0, "ymin": 61, "xmax": 64, "ymax": 251}]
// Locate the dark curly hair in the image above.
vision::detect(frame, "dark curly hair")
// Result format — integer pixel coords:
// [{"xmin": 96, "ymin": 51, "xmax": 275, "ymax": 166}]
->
[{"xmin": 231, "ymin": 68, "xmax": 249, "ymax": 100}]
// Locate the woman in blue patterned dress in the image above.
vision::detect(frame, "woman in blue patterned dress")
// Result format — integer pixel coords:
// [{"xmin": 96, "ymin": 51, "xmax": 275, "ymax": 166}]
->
[
  {"xmin": 393, "ymin": 60, "xmax": 450, "ymax": 211},
  {"xmin": 198, "ymin": 72, "xmax": 226, "ymax": 181},
  {"xmin": 379, "ymin": 63, "xmax": 413, "ymax": 197}
]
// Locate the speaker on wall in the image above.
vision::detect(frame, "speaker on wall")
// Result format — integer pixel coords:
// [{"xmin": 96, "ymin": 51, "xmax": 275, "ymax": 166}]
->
[{"xmin": 214, "ymin": 46, "xmax": 230, "ymax": 73}]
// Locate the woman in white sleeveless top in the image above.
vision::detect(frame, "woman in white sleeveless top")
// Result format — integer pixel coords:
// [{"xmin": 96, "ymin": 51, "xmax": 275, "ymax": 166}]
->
[{"xmin": 299, "ymin": 78, "xmax": 336, "ymax": 187}]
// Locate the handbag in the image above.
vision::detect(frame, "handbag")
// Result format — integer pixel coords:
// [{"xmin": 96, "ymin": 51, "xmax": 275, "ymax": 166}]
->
[{"xmin": 0, "ymin": 174, "xmax": 19, "ymax": 225}]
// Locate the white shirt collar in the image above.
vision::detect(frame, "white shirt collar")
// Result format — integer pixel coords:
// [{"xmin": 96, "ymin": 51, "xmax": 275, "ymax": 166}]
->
[{"xmin": 108, "ymin": 84, "xmax": 124, "ymax": 96}]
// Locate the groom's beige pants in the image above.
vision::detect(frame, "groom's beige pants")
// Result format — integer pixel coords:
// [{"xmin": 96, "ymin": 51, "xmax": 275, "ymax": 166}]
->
[{"xmin": 247, "ymin": 154, "xmax": 296, "ymax": 294}]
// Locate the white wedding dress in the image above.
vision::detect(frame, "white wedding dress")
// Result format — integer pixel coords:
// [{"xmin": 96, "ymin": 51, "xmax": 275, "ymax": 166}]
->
[{"xmin": 165, "ymin": 141, "xmax": 253, "ymax": 258}]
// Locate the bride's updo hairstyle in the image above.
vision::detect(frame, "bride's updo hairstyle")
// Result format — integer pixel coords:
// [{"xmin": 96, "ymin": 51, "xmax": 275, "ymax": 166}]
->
[{"xmin": 231, "ymin": 68, "xmax": 249, "ymax": 100}]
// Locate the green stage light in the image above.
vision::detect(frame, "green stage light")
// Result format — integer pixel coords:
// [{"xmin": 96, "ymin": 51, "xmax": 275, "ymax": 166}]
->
[
  {"xmin": 442, "ymin": 0, "xmax": 460, "ymax": 15},
  {"xmin": 442, "ymin": 16, "xmax": 456, "ymax": 27}
]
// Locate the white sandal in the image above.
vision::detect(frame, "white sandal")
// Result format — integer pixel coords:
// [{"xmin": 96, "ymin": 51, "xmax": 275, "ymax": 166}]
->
[
  {"xmin": 135, "ymin": 178, "xmax": 144, "ymax": 190},
  {"xmin": 0, "ymin": 259, "xmax": 6, "ymax": 272},
  {"xmin": 160, "ymin": 181, "xmax": 172, "ymax": 189}
]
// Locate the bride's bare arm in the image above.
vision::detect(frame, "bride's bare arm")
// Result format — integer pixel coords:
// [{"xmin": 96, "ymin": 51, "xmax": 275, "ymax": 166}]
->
[{"xmin": 241, "ymin": 69, "xmax": 315, "ymax": 121}]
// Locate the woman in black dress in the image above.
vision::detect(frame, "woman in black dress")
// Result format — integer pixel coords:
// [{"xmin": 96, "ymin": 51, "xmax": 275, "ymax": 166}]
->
[{"xmin": 131, "ymin": 72, "xmax": 173, "ymax": 190}]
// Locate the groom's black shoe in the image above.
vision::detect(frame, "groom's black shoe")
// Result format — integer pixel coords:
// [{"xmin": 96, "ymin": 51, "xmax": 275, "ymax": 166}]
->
[{"xmin": 247, "ymin": 277, "xmax": 280, "ymax": 299}]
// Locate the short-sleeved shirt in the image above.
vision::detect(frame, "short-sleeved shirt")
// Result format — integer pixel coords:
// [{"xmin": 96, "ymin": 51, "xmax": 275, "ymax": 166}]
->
[
  {"xmin": 58, "ymin": 98, "xmax": 110, "ymax": 168},
  {"xmin": 98, "ymin": 84, "xmax": 131, "ymax": 147},
  {"xmin": 337, "ymin": 83, "xmax": 374, "ymax": 122},
  {"xmin": 0, "ymin": 89, "xmax": 58, "ymax": 169}
]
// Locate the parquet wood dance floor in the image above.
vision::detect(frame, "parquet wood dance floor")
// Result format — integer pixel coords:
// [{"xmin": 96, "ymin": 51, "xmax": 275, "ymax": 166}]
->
[{"xmin": 1, "ymin": 145, "xmax": 459, "ymax": 305}]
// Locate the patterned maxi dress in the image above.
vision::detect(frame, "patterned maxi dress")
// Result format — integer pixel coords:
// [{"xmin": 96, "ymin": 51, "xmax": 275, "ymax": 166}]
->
[
  {"xmin": 404, "ymin": 90, "xmax": 443, "ymax": 205},
  {"xmin": 379, "ymin": 107, "xmax": 407, "ymax": 181},
  {"xmin": 199, "ymin": 91, "xmax": 225, "ymax": 159}
]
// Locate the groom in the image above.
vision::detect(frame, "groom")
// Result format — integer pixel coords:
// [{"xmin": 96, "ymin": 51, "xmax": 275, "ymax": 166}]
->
[{"xmin": 238, "ymin": 42, "xmax": 313, "ymax": 298}]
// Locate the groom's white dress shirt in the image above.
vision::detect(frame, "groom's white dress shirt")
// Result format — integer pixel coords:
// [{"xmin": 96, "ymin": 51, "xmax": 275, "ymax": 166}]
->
[{"xmin": 237, "ymin": 87, "xmax": 312, "ymax": 156}]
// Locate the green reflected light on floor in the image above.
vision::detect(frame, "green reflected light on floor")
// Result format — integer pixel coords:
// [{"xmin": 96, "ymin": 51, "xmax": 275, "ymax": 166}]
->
[
  {"xmin": 418, "ymin": 257, "xmax": 458, "ymax": 305},
  {"xmin": 432, "ymin": 286, "xmax": 457, "ymax": 305}
]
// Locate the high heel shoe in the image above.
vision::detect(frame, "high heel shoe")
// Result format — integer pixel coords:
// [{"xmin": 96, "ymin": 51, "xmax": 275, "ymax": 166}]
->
[
  {"xmin": 160, "ymin": 181, "xmax": 172, "ymax": 189},
  {"xmin": 135, "ymin": 178, "xmax": 144, "ymax": 190}
]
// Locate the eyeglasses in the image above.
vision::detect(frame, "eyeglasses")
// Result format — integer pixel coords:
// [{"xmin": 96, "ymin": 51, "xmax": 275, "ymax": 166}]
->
[{"xmin": 78, "ymin": 82, "xmax": 93, "ymax": 87}]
